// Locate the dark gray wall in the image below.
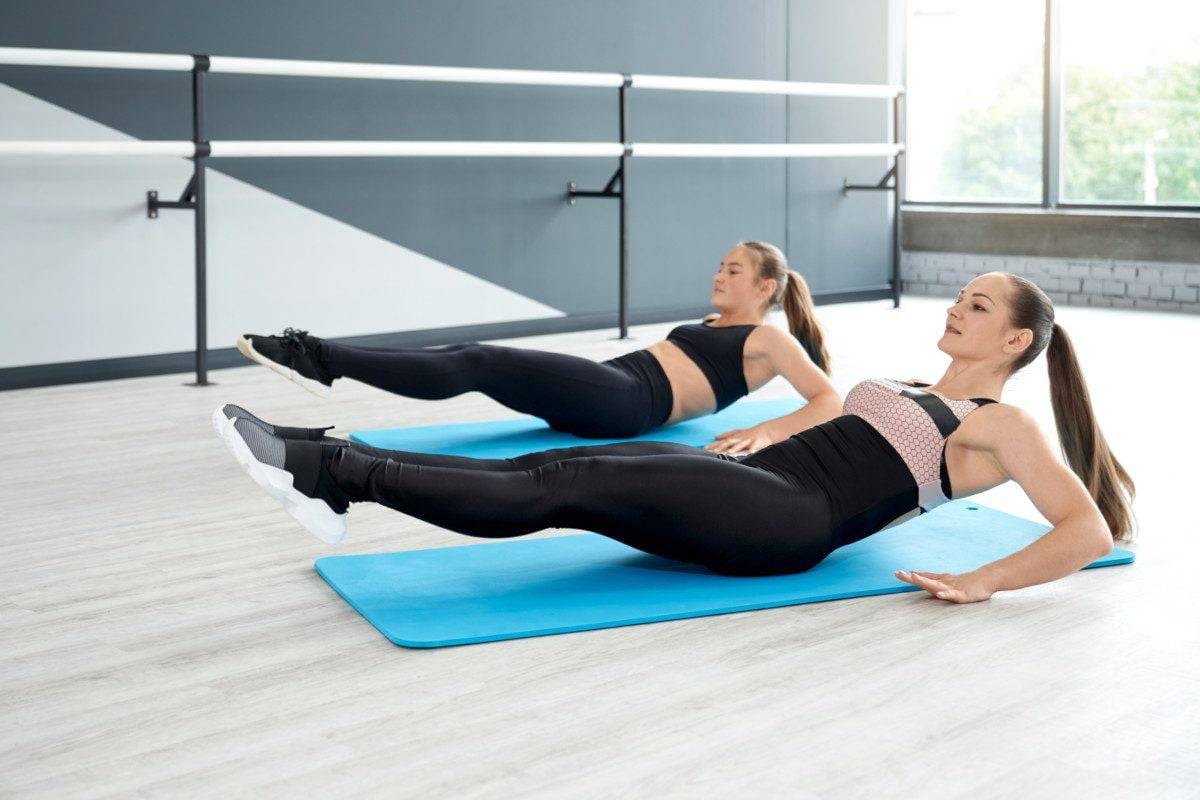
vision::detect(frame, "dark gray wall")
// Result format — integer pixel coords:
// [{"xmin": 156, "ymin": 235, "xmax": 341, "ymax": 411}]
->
[{"xmin": 1, "ymin": 0, "xmax": 897, "ymax": 381}]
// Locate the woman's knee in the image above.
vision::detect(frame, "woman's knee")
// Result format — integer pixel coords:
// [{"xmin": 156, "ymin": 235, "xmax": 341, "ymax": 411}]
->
[{"xmin": 457, "ymin": 342, "xmax": 491, "ymax": 370}]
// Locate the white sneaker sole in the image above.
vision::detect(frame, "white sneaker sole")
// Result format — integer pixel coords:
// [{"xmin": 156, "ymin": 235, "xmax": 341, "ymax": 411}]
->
[
  {"xmin": 212, "ymin": 406, "xmax": 347, "ymax": 544},
  {"xmin": 236, "ymin": 335, "xmax": 332, "ymax": 399}
]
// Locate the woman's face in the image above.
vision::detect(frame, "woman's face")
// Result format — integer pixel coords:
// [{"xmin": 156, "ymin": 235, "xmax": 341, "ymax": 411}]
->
[
  {"xmin": 711, "ymin": 247, "xmax": 773, "ymax": 312},
  {"xmin": 938, "ymin": 272, "xmax": 1029, "ymax": 366}
]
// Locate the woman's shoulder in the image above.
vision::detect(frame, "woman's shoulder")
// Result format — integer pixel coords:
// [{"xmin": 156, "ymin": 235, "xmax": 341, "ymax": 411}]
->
[
  {"xmin": 954, "ymin": 401, "xmax": 1036, "ymax": 448},
  {"xmin": 740, "ymin": 321, "xmax": 798, "ymax": 356}
]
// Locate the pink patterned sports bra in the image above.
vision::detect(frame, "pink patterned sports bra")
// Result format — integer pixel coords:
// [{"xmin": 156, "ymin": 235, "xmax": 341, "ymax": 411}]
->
[{"xmin": 842, "ymin": 378, "xmax": 996, "ymax": 512}]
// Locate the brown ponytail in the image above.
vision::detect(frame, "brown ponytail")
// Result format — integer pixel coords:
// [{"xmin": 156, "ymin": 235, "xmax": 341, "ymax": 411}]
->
[
  {"xmin": 738, "ymin": 241, "xmax": 831, "ymax": 375},
  {"xmin": 1045, "ymin": 323, "xmax": 1136, "ymax": 541},
  {"xmin": 1006, "ymin": 275, "xmax": 1136, "ymax": 542}
]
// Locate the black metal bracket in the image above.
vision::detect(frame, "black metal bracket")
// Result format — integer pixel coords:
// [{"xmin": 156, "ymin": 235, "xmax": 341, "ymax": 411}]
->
[
  {"xmin": 147, "ymin": 171, "xmax": 198, "ymax": 218},
  {"xmin": 566, "ymin": 165, "xmax": 623, "ymax": 205},
  {"xmin": 842, "ymin": 163, "xmax": 897, "ymax": 194}
]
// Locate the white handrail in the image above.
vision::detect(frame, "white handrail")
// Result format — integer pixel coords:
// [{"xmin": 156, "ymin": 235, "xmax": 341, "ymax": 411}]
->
[
  {"xmin": 207, "ymin": 56, "xmax": 624, "ymax": 88},
  {"xmin": 632, "ymin": 143, "xmax": 905, "ymax": 158},
  {"xmin": 0, "ymin": 46, "xmax": 194, "ymax": 72},
  {"xmin": 210, "ymin": 141, "xmax": 627, "ymax": 158},
  {"xmin": 0, "ymin": 140, "xmax": 904, "ymax": 158},
  {"xmin": 630, "ymin": 74, "xmax": 902, "ymax": 99},
  {"xmin": 0, "ymin": 47, "xmax": 903, "ymax": 98}
]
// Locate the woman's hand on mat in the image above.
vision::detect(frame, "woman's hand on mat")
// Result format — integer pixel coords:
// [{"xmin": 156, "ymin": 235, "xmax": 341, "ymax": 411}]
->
[
  {"xmin": 704, "ymin": 426, "xmax": 774, "ymax": 455},
  {"xmin": 893, "ymin": 569, "xmax": 995, "ymax": 604}
]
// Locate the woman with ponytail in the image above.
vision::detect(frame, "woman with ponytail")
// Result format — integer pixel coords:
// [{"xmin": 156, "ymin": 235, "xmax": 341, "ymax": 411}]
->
[
  {"xmin": 884, "ymin": 272, "xmax": 1134, "ymax": 601},
  {"xmin": 236, "ymin": 241, "xmax": 842, "ymax": 448},
  {"xmin": 220, "ymin": 271, "xmax": 1128, "ymax": 596},
  {"xmin": 999, "ymin": 275, "xmax": 1136, "ymax": 543},
  {"xmin": 700, "ymin": 241, "xmax": 837, "ymax": 454}
]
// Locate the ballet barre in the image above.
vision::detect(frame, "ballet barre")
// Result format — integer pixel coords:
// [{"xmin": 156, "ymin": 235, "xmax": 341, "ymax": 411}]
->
[{"xmin": 0, "ymin": 46, "xmax": 904, "ymax": 384}]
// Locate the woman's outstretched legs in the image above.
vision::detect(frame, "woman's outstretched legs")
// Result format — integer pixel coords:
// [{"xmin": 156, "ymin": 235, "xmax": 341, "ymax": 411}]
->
[
  {"xmin": 328, "ymin": 443, "xmax": 834, "ymax": 576},
  {"xmin": 238, "ymin": 330, "xmax": 671, "ymax": 437},
  {"xmin": 326, "ymin": 342, "xmax": 653, "ymax": 435}
]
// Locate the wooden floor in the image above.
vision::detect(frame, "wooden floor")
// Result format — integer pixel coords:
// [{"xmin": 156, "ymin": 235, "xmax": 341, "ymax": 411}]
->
[{"xmin": 1, "ymin": 297, "xmax": 1197, "ymax": 798}]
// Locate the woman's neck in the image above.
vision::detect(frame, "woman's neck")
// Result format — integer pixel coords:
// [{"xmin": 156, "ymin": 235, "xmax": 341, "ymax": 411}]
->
[
  {"xmin": 709, "ymin": 308, "xmax": 766, "ymax": 327},
  {"xmin": 927, "ymin": 360, "xmax": 1006, "ymax": 401}
]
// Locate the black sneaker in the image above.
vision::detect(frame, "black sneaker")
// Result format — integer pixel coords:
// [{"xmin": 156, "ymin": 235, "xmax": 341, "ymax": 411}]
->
[
  {"xmin": 215, "ymin": 410, "xmax": 349, "ymax": 544},
  {"xmin": 236, "ymin": 327, "xmax": 334, "ymax": 398},
  {"xmin": 212, "ymin": 403, "xmax": 339, "ymax": 444}
]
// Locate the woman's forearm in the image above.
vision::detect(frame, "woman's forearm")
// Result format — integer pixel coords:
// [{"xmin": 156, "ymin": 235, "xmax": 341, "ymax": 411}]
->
[
  {"xmin": 973, "ymin": 513, "xmax": 1114, "ymax": 592},
  {"xmin": 760, "ymin": 392, "xmax": 842, "ymax": 442}
]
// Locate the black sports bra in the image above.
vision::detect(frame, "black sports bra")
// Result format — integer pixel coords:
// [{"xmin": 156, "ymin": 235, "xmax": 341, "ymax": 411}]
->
[{"xmin": 664, "ymin": 321, "xmax": 758, "ymax": 412}]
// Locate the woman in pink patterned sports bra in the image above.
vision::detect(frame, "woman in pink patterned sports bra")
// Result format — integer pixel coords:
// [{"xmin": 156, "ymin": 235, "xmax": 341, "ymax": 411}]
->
[
  {"xmin": 745, "ymin": 270, "xmax": 1135, "ymax": 600},
  {"xmin": 218, "ymin": 272, "xmax": 1135, "ymax": 605}
]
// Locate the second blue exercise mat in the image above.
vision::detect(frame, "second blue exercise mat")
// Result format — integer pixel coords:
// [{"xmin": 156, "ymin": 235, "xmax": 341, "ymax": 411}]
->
[
  {"xmin": 315, "ymin": 501, "xmax": 1134, "ymax": 648},
  {"xmin": 350, "ymin": 398, "xmax": 804, "ymax": 457}
]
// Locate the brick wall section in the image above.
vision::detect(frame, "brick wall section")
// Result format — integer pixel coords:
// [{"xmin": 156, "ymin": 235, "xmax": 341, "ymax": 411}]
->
[{"xmin": 901, "ymin": 252, "xmax": 1200, "ymax": 313}]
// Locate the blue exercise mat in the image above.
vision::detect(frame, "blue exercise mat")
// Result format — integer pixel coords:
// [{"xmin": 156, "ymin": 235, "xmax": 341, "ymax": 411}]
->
[
  {"xmin": 315, "ymin": 500, "xmax": 1134, "ymax": 648},
  {"xmin": 349, "ymin": 398, "xmax": 805, "ymax": 457}
]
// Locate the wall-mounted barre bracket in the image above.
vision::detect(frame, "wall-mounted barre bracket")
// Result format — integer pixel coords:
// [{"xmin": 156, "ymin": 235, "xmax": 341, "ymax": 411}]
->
[
  {"xmin": 842, "ymin": 163, "xmax": 897, "ymax": 194},
  {"xmin": 566, "ymin": 165, "xmax": 623, "ymax": 205},
  {"xmin": 146, "ymin": 141, "xmax": 211, "ymax": 218},
  {"xmin": 147, "ymin": 173, "xmax": 198, "ymax": 218}
]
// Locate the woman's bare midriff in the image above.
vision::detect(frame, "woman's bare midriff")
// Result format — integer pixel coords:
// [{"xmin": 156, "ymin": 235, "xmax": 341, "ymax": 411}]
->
[
  {"xmin": 644, "ymin": 333, "xmax": 778, "ymax": 424},
  {"xmin": 644, "ymin": 341, "xmax": 717, "ymax": 423}
]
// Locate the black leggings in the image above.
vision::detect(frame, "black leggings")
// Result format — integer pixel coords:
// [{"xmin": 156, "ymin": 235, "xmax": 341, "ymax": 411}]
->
[
  {"xmin": 325, "ymin": 342, "xmax": 673, "ymax": 438},
  {"xmin": 331, "ymin": 439, "xmax": 836, "ymax": 576}
]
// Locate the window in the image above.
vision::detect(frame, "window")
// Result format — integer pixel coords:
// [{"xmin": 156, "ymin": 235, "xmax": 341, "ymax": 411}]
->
[
  {"xmin": 1061, "ymin": 0, "xmax": 1200, "ymax": 205},
  {"xmin": 906, "ymin": 0, "xmax": 1200, "ymax": 208},
  {"xmin": 906, "ymin": 0, "xmax": 1045, "ymax": 203}
]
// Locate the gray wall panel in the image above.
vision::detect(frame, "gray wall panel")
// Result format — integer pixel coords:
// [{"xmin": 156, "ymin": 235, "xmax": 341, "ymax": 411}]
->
[{"xmin": 786, "ymin": 0, "xmax": 895, "ymax": 292}]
